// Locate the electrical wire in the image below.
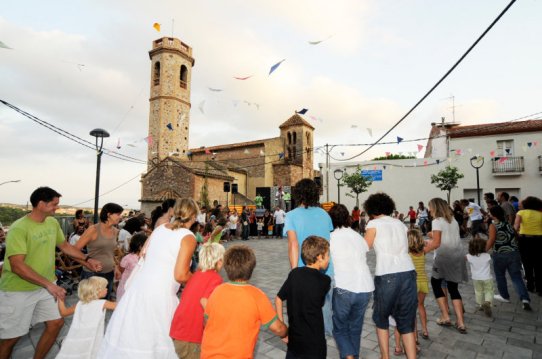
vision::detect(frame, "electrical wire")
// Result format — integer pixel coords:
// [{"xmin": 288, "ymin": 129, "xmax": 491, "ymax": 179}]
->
[{"xmin": 71, "ymin": 172, "xmax": 143, "ymax": 206}]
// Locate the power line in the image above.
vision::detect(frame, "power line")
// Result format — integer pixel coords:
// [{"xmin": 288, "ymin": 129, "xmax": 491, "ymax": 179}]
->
[
  {"xmin": 71, "ymin": 172, "xmax": 142, "ymax": 206},
  {"xmin": 340, "ymin": 0, "xmax": 518, "ymax": 161}
]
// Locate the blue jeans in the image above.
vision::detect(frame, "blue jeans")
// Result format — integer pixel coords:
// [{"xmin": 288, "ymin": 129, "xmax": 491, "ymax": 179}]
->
[
  {"xmin": 323, "ymin": 278, "xmax": 334, "ymax": 336},
  {"xmin": 332, "ymin": 288, "xmax": 372, "ymax": 359},
  {"xmin": 492, "ymin": 251, "xmax": 530, "ymax": 302}
]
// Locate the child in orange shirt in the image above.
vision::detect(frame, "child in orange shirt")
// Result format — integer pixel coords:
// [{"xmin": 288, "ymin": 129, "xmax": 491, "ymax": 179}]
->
[{"xmin": 200, "ymin": 245, "xmax": 288, "ymax": 358}]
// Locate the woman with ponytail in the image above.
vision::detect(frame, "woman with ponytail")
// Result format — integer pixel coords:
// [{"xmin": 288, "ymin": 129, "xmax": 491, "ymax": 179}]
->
[
  {"xmin": 151, "ymin": 198, "xmax": 176, "ymax": 230},
  {"xmin": 99, "ymin": 198, "xmax": 199, "ymax": 358}
]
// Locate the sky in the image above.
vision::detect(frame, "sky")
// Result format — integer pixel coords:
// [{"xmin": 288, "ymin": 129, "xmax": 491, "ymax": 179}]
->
[{"xmin": 1, "ymin": 0, "xmax": 541, "ymax": 209}]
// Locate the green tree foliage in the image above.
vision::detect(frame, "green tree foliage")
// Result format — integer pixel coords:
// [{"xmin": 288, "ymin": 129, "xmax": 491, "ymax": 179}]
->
[
  {"xmin": 372, "ymin": 154, "xmax": 416, "ymax": 161},
  {"xmin": 0, "ymin": 206, "xmax": 28, "ymax": 226},
  {"xmin": 430, "ymin": 166, "xmax": 464, "ymax": 204},
  {"xmin": 342, "ymin": 167, "xmax": 373, "ymax": 207}
]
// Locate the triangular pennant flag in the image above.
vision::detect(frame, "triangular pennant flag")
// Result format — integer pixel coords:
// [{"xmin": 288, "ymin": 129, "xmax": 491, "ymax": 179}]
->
[
  {"xmin": 498, "ymin": 157, "xmax": 507, "ymax": 164},
  {"xmin": 269, "ymin": 59, "xmax": 285, "ymax": 75},
  {"xmin": 527, "ymin": 142, "xmax": 533, "ymax": 148},
  {"xmin": 436, "ymin": 159, "xmax": 440, "ymax": 164},
  {"xmin": 116, "ymin": 138, "xmax": 121, "ymax": 150},
  {"xmin": 490, "ymin": 150, "xmax": 496, "ymax": 158},
  {"xmin": 144, "ymin": 135, "xmax": 153, "ymax": 147},
  {"xmin": 0, "ymin": 41, "xmax": 13, "ymax": 49},
  {"xmin": 340, "ymin": 152, "xmax": 345, "ymax": 156},
  {"xmin": 296, "ymin": 108, "xmax": 308, "ymax": 115},
  {"xmin": 166, "ymin": 123, "xmax": 173, "ymax": 131},
  {"xmin": 278, "ymin": 153, "xmax": 284, "ymax": 159},
  {"xmin": 153, "ymin": 23, "xmax": 161, "ymax": 32},
  {"xmin": 205, "ymin": 149, "xmax": 211, "ymax": 154},
  {"xmin": 396, "ymin": 136, "xmax": 403, "ymax": 144},
  {"xmin": 423, "ymin": 160, "xmax": 428, "ymax": 166},
  {"xmin": 127, "ymin": 143, "xmax": 136, "ymax": 148},
  {"xmin": 455, "ymin": 149, "xmax": 462, "ymax": 155},
  {"xmin": 383, "ymin": 165, "xmax": 386, "ymax": 169},
  {"xmin": 373, "ymin": 166, "xmax": 377, "ymax": 170},
  {"xmin": 259, "ymin": 150, "xmax": 265, "ymax": 156},
  {"xmin": 367, "ymin": 128, "xmax": 373, "ymax": 137},
  {"xmin": 243, "ymin": 149, "xmax": 249, "ymax": 154},
  {"xmin": 417, "ymin": 144, "xmax": 423, "ymax": 152},
  {"xmin": 505, "ymin": 148, "xmax": 511, "ymax": 154}
]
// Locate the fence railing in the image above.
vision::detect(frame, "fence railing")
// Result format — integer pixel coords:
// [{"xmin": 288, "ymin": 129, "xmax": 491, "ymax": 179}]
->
[{"xmin": 491, "ymin": 156, "xmax": 524, "ymax": 174}]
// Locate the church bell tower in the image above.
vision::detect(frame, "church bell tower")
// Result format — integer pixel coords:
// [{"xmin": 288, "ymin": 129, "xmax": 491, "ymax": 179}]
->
[{"xmin": 147, "ymin": 37, "xmax": 195, "ymax": 169}]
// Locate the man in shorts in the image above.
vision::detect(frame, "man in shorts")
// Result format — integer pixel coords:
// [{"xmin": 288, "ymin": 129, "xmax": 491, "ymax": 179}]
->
[{"xmin": 0, "ymin": 187, "xmax": 102, "ymax": 359}]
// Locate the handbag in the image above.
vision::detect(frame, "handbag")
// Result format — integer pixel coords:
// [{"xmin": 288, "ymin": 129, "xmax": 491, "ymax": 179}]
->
[{"xmin": 123, "ymin": 231, "xmax": 152, "ymax": 291}]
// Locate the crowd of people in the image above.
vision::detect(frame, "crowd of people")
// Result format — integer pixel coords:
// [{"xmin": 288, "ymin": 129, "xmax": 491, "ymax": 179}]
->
[{"xmin": 0, "ymin": 184, "xmax": 541, "ymax": 359}]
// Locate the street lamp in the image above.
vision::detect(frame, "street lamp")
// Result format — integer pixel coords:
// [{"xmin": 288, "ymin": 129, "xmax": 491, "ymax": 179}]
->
[
  {"xmin": 0, "ymin": 179, "xmax": 21, "ymax": 186},
  {"xmin": 470, "ymin": 156, "xmax": 484, "ymax": 205},
  {"xmin": 333, "ymin": 169, "xmax": 344, "ymax": 204},
  {"xmin": 90, "ymin": 128, "xmax": 110, "ymax": 224}
]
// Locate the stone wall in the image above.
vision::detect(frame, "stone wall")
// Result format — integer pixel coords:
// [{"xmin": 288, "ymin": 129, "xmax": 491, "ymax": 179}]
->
[{"xmin": 193, "ymin": 176, "xmax": 230, "ymax": 208}]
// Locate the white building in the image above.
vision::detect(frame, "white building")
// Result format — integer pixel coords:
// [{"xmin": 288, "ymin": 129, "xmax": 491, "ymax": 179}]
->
[{"xmin": 320, "ymin": 119, "xmax": 542, "ymax": 212}]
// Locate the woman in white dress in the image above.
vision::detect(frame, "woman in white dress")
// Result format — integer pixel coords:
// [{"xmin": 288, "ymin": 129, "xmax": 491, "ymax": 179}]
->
[{"xmin": 98, "ymin": 198, "xmax": 198, "ymax": 359}]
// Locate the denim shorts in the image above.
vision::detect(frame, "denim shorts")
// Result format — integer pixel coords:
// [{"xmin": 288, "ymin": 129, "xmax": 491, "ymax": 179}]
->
[{"xmin": 372, "ymin": 270, "xmax": 417, "ymax": 334}]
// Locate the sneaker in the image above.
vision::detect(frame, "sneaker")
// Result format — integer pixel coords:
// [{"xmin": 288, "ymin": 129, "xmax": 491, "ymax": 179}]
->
[
  {"xmin": 482, "ymin": 302, "xmax": 492, "ymax": 317},
  {"xmin": 494, "ymin": 294, "xmax": 510, "ymax": 303},
  {"xmin": 522, "ymin": 300, "xmax": 532, "ymax": 311}
]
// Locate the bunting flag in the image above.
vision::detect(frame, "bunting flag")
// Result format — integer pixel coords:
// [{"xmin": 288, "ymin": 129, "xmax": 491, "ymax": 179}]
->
[
  {"xmin": 153, "ymin": 23, "xmax": 161, "ymax": 32},
  {"xmin": 455, "ymin": 149, "xmax": 462, "ymax": 155},
  {"xmin": 367, "ymin": 128, "xmax": 373, "ymax": 137},
  {"xmin": 436, "ymin": 159, "xmax": 440, "ymax": 164},
  {"xmin": 198, "ymin": 100, "xmax": 205, "ymax": 114},
  {"xmin": 269, "ymin": 59, "xmax": 285, "ymax": 75},
  {"xmin": 127, "ymin": 143, "xmax": 136, "ymax": 148},
  {"xmin": 204, "ymin": 149, "xmax": 211, "ymax": 154},
  {"xmin": 296, "ymin": 108, "xmax": 308, "ymax": 115},
  {"xmin": 396, "ymin": 136, "xmax": 403, "ymax": 144},
  {"xmin": 278, "ymin": 152, "xmax": 284, "ymax": 159},
  {"xmin": 233, "ymin": 75, "xmax": 253, "ymax": 80},
  {"xmin": 243, "ymin": 149, "xmax": 249, "ymax": 154},
  {"xmin": 534, "ymin": 141, "xmax": 539, "ymax": 147},
  {"xmin": 144, "ymin": 135, "xmax": 153, "ymax": 147},
  {"xmin": 498, "ymin": 157, "xmax": 507, "ymax": 164},
  {"xmin": 116, "ymin": 138, "xmax": 121, "ymax": 150},
  {"xmin": 490, "ymin": 150, "xmax": 496, "ymax": 158},
  {"xmin": 308, "ymin": 35, "xmax": 333, "ymax": 45},
  {"xmin": 309, "ymin": 116, "xmax": 324, "ymax": 123},
  {"xmin": 505, "ymin": 148, "xmax": 511, "ymax": 154},
  {"xmin": 423, "ymin": 160, "xmax": 428, "ymax": 166},
  {"xmin": 208, "ymin": 87, "xmax": 223, "ymax": 92},
  {"xmin": 259, "ymin": 150, "xmax": 265, "ymax": 156},
  {"xmin": 527, "ymin": 142, "xmax": 533, "ymax": 148},
  {"xmin": 166, "ymin": 123, "xmax": 173, "ymax": 131},
  {"xmin": 373, "ymin": 165, "xmax": 377, "ymax": 170},
  {"xmin": 385, "ymin": 152, "xmax": 391, "ymax": 157},
  {"xmin": 383, "ymin": 165, "xmax": 387, "ymax": 170},
  {"xmin": 417, "ymin": 144, "xmax": 423, "ymax": 152},
  {"xmin": 0, "ymin": 41, "xmax": 13, "ymax": 49}
]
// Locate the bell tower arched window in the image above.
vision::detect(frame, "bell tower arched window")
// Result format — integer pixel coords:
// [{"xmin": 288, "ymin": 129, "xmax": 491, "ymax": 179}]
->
[
  {"xmin": 180, "ymin": 65, "xmax": 188, "ymax": 89},
  {"xmin": 153, "ymin": 62, "xmax": 160, "ymax": 86}
]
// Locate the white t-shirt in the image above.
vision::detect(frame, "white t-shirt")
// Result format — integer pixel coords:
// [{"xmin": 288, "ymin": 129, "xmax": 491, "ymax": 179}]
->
[
  {"xmin": 466, "ymin": 253, "xmax": 492, "ymax": 280},
  {"xmin": 228, "ymin": 214, "xmax": 238, "ymax": 230},
  {"xmin": 465, "ymin": 202, "xmax": 483, "ymax": 221},
  {"xmin": 197, "ymin": 213, "xmax": 206, "ymax": 225},
  {"xmin": 366, "ymin": 216, "xmax": 414, "ymax": 276},
  {"xmin": 417, "ymin": 208, "xmax": 428, "ymax": 218},
  {"xmin": 117, "ymin": 229, "xmax": 131, "ymax": 252},
  {"xmin": 330, "ymin": 227, "xmax": 374, "ymax": 293},
  {"xmin": 274, "ymin": 209, "xmax": 286, "ymax": 225},
  {"xmin": 69, "ymin": 233, "xmax": 81, "ymax": 246},
  {"xmin": 432, "ymin": 217, "xmax": 462, "ymax": 254}
]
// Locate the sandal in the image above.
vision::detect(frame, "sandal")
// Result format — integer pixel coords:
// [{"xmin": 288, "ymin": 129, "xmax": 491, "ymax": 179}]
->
[
  {"xmin": 455, "ymin": 324, "xmax": 467, "ymax": 334},
  {"xmin": 436, "ymin": 319, "xmax": 452, "ymax": 326},
  {"xmin": 421, "ymin": 332, "xmax": 429, "ymax": 340},
  {"xmin": 393, "ymin": 347, "xmax": 404, "ymax": 356}
]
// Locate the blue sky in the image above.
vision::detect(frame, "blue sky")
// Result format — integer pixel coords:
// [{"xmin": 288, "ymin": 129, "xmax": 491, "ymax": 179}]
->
[{"xmin": 1, "ymin": 0, "xmax": 541, "ymax": 208}]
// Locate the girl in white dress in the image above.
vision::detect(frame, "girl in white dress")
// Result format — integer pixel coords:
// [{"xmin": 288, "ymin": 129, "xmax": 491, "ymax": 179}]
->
[
  {"xmin": 98, "ymin": 198, "xmax": 198, "ymax": 359},
  {"xmin": 56, "ymin": 277, "xmax": 117, "ymax": 359}
]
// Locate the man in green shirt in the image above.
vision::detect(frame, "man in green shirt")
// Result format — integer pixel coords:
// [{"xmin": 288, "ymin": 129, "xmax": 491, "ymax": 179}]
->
[{"xmin": 0, "ymin": 187, "xmax": 102, "ymax": 359}]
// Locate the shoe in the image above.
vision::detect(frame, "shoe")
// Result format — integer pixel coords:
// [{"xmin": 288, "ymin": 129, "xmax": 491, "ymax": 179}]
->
[
  {"xmin": 455, "ymin": 324, "xmax": 467, "ymax": 334},
  {"xmin": 494, "ymin": 294, "xmax": 510, "ymax": 303},
  {"xmin": 522, "ymin": 300, "xmax": 532, "ymax": 311},
  {"xmin": 393, "ymin": 347, "xmax": 404, "ymax": 356},
  {"xmin": 421, "ymin": 332, "xmax": 429, "ymax": 340},
  {"xmin": 482, "ymin": 302, "xmax": 492, "ymax": 317},
  {"xmin": 436, "ymin": 318, "xmax": 452, "ymax": 326}
]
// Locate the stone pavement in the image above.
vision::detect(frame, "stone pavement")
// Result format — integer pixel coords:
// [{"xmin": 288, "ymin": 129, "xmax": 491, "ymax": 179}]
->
[{"xmin": 10, "ymin": 236, "xmax": 542, "ymax": 358}]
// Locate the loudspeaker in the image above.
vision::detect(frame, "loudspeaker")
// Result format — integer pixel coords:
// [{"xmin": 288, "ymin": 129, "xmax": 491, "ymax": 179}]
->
[
  {"xmin": 232, "ymin": 183, "xmax": 238, "ymax": 194},
  {"xmin": 223, "ymin": 182, "xmax": 230, "ymax": 192}
]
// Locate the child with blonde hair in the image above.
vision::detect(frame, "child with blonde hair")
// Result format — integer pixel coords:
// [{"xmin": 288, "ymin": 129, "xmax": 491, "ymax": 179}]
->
[
  {"xmin": 170, "ymin": 242, "xmax": 225, "ymax": 358},
  {"xmin": 466, "ymin": 236, "xmax": 494, "ymax": 317},
  {"xmin": 56, "ymin": 277, "xmax": 116, "ymax": 358},
  {"xmin": 408, "ymin": 229, "xmax": 429, "ymax": 342}
]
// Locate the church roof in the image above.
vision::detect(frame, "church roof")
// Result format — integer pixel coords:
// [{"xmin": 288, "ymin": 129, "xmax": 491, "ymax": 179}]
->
[
  {"xmin": 189, "ymin": 138, "xmax": 275, "ymax": 153},
  {"xmin": 279, "ymin": 114, "xmax": 314, "ymax": 130},
  {"xmin": 448, "ymin": 119, "xmax": 542, "ymax": 138}
]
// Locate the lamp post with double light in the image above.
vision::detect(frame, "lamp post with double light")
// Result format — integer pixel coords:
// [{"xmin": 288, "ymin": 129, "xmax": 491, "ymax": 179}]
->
[
  {"xmin": 333, "ymin": 169, "xmax": 344, "ymax": 204},
  {"xmin": 470, "ymin": 156, "xmax": 484, "ymax": 205},
  {"xmin": 90, "ymin": 128, "xmax": 110, "ymax": 224}
]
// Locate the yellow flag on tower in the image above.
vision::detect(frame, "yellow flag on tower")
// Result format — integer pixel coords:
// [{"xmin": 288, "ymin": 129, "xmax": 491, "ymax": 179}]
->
[{"xmin": 153, "ymin": 23, "xmax": 161, "ymax": 32}]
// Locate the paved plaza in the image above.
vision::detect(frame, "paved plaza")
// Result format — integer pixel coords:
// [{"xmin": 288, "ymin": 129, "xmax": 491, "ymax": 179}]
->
[{"xmin": 10, "ymin": 236, "xmax": 542, "ymax": 358}]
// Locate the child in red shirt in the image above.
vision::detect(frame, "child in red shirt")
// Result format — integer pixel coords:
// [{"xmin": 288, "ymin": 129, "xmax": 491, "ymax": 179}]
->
[{"xmin": 170, "ymin": 243, "xmax": 225, "ymax": 359}]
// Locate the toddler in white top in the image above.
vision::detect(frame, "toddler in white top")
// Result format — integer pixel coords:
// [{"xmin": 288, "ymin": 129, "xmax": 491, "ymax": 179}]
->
[{"xmin": 466, "ymin": 236, "xmax": 494, "ymax": 317}]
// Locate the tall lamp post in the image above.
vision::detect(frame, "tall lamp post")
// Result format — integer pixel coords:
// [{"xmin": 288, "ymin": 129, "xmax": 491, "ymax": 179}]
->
[
  {"xmin": 333, "ymin": 169, "xmax": 344, "ymax": 204},
  {"xmin": 470, "ymin": 156, "xmax": 484, "ymax": 205},
  {"xmin": 90, "ymin": 128, "xmax": 110, "ymax": 224},
  {"xmin": 0, "ymin": 179, "xmax": 21, "ymax": 186}
]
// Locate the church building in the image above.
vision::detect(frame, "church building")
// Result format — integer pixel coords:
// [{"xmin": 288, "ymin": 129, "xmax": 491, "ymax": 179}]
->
[{"xmin": 140, "ymin": 37, "xmax": 316, "ymax": 214}]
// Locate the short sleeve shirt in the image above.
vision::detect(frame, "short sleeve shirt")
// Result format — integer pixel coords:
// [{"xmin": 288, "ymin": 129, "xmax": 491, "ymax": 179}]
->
[
  {"xmin": 170, "ymin": 270, "xmax": 223, "ymax": 343},
  {"xmin": 283, "ymin": 207, "xmax": 334, "ymax": 276},
  {"xmin": 201, "ymin": 283, "xmax": 277, "ymax": 359},
  {"xmin": 465, "ymin": 203, "xmax": 483, "ymax": 221},
  {"xmin": 0, "ymin": 216, "xmax": 65, "ymax": 291}
]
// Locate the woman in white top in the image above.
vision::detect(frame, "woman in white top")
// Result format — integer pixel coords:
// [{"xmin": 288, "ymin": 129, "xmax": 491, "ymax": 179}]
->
[
  {"xmin": 364, "ymin": 193, "xmax": 417, "ymax": 359},
  {"xmin": 329, "ymin": 204, "xmax": 374, "ymax": 359},
  {"xmin": 424, "ymin": 197, "xmax": 468, "ymax": 334},
  {"xmin": 98, "ymin": 198, "xmax": 198, "ymax": 358}
]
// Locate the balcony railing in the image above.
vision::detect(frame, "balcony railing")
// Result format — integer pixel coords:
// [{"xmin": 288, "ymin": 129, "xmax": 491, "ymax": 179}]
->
[{"xmin": 491, "ymin": 156, "xmax": 524, "ymax": 174}]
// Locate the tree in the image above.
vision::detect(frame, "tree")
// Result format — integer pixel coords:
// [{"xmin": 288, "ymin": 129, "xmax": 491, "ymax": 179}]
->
[
  {"xmin": 342, "ymin": 167, "xmax": 373, "ymax": 207},
  {"xmin": 430, "ymin": 166, "xmax": 464, "ymax": 204}
]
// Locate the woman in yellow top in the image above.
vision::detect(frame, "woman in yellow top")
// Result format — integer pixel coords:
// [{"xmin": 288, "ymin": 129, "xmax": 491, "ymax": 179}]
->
[{"xmin": 514, "ymin": 196, "xmax": 542, "ymax": 294}]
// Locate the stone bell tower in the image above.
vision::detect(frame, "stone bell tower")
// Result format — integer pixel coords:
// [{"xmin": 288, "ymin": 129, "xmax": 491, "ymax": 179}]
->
[{"xmin": 147, "ymin": 37, "xmax": 195, "ymax": 169}]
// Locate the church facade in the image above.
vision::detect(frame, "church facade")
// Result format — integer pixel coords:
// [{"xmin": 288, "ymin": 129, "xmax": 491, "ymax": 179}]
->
[{"xmin": 140, "ymin": 37, "xmax": 316, "ymax": 214}]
